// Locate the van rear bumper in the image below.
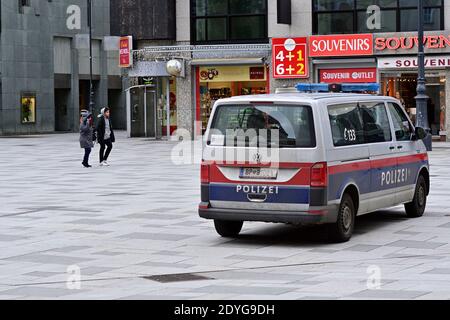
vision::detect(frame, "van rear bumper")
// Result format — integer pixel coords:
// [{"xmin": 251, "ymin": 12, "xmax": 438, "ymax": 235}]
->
[{"xmin": 199, "ymin": 205, "xmax": 338, "ymax": 225}]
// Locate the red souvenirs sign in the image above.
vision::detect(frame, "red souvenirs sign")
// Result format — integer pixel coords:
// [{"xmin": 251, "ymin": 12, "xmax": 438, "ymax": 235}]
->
[
  {"xmin": 119, "ymin": 36, "xmax": 133, "ymax": 68},
  {"xmin": 309, "ymin": 34, "xmax": 374, "ymax": 57},
  {"xmin": 272, "ymin": 37, "xmax": 309, "ymax": 79}
]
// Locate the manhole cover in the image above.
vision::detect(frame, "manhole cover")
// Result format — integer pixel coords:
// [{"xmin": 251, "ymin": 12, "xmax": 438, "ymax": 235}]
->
[{"xmin": 143, "ymin": 273, "xmax": 213, "ymax": 283}]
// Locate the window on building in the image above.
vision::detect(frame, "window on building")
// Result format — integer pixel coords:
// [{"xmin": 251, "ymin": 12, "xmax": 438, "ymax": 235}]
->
[
  {"xmin": 191, "ymin": 0, "xmax": 268, "ymax": 44},
  {"xmin": 313, "ymin": 0, "xmax": 444, "ymax": 34},
  {"xmin": 19, "ymin": 0, "xmax": 31, "ymax": 14}
]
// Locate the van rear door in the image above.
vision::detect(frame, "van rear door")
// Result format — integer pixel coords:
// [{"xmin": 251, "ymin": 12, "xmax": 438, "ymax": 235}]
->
[{"xmin": 204, "ymin": 103, "xmax": 319, "ymax": 212}]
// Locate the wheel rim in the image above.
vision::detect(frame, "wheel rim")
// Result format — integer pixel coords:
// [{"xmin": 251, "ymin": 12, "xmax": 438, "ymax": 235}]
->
[
  {"xmin": 342, "ymin": 204, "xmax": 353, "ymax": 232},
  {"xmin": 418, "ymin": 184, "xmax": 426, "ymax": 207}
]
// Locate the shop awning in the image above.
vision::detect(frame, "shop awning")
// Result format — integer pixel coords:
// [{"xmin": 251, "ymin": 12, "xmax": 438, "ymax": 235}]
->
[{"xmin": 190, "ymin": 58, "xmax": 265, "ymax": 66}]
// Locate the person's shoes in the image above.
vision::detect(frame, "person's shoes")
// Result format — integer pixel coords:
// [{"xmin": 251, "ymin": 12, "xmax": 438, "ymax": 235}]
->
[
  {"xmin": 82, "ymin": 162, "xmax": 92, "ymax": 168},
  {"xmin": 99, "ymin": 162, "xmax": 104, "ymax": 167},
  {"xmin": 103, "ymin": 161, "xmax": 110, "ymax": 167}
]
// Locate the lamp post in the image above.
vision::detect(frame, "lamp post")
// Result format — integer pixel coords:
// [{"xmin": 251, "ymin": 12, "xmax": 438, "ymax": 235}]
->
[
  {"xmin": 415, "ymin": 0, "xmax": 432, "ymax": 151},
  {"xmin": 87, "ymin": 0, "xmax": 95, "ymax": 114}
]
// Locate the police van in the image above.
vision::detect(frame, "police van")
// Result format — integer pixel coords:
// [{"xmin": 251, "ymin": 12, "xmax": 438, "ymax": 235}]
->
[{"xmin": 199, "ymin": 84, "xmax": 430, "ymax": 242}]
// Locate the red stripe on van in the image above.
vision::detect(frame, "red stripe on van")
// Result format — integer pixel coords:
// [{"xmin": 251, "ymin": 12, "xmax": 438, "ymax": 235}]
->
[
  {"xmin": 209, "ymin": 163, "xmax": 313, "ymax": 186},
  {"xmin": 329, "ymin": 153, "xmax": 428, "ymax": 175}
]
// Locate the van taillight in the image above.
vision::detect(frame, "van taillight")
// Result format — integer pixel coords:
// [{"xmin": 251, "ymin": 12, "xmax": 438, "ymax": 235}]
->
[
  {"xmin": 311, "ymin": 162, "xmax": 328, "ymax": 187},
  {"xmin": 201, "ymin": 163, "xmax": 210, "ymax": 184}
]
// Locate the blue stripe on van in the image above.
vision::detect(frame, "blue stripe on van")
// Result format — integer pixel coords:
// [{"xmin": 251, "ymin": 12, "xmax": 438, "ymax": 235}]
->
[
  {"xmin": 328, "ymin": 160, "xmax": 428, "ymax": 201},
  {"xmin": 210, "ymin": 184, "xmax": 310, "ymax": 204}
]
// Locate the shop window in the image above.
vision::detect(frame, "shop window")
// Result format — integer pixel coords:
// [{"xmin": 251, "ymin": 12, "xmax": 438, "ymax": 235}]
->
[
  {"xmin": 21, "ymin": 92, "xmax": 36, "ymax": 124},
  {"xmin": 313, "ymin": 0, "xmax": 444, "ymax": 34},
  {"xmin": 381, "ymin": 74, "xmax": 446, "ymax": 137},
  {"xmin": 191, "ymin": 0, "xmax": 268, "ymax": 44},
  {"xmin": 198, "ymin": 65, "xmax": 269, "ymax": 134}
]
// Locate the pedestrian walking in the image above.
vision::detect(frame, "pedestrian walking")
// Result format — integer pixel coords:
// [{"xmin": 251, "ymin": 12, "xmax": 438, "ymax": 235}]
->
[
  {"xmin": 79, "ymin": 110, "xmax": 94, "ymax": 168},
  {"xmin": 96, "ymin": 107, "xmax": 115, "ymax": 166}
]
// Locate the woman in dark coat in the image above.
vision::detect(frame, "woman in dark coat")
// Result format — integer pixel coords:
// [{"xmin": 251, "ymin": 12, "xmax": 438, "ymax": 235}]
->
[
  {"xmin": 96, "ymin": 107, "xmax": 115, "ymax": 166},
  {"xmin": 79, "ymin": 110, "xmax": 94, "ymax": 168}
]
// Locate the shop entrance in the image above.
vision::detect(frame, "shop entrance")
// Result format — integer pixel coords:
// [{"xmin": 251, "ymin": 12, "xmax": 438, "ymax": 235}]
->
[
  {"xmin": 126, "ymin": 85, "xmax": 158, "ymax": 138},
  {"xmin": 381, "ymin": 73, "xmax": 446, "ymax": 138}
]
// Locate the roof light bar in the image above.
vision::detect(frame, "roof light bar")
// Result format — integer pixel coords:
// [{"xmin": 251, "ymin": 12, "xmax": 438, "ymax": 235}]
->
[
  {"xmin": 296, "ymin": 83, "xmax": 380, "ymax": 93},
  {"xmin": 295, "ymin": 83, "xmax": 329, "ymax": 92}
]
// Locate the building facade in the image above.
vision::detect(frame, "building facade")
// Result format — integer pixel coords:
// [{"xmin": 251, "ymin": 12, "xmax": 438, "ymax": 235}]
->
[
  {"xmin": 0, "ymin": 0, "xmax": 124, "ymax": 135},
  {"xmin": 118, "ymin": 0, "xmax": 450, "ymax": 141}
]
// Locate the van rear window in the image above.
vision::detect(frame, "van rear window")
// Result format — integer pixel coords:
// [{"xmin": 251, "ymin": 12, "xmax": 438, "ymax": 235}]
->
[{"xmin": 208, "ymin": 105, "xmax": 316, "ymax": 148}]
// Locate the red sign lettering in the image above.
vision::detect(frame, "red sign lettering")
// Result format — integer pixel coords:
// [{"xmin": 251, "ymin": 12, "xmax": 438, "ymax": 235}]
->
[
  {"xmin": 309, "ymin": 34, "xmax": 373, "ymax": 57},
  {"xmin": 119, "ymin": 36, "xmax": 133, "ymax": 68},
  {"xmin": 319, "ymin": 68, "xmax": 377, "ymax": 83}
]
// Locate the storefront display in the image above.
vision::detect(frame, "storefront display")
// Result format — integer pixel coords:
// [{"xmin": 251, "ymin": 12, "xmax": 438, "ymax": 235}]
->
[
  {"xmin": 21, "ymin": 92, "xmax": 36, "ymax": 124},
  {"xmin": 161, "ymin": 77, "xmax": 177, "ymax": 136},
  {"xmin": 197, "ymin": 65, "xmax": 269, "ymax": 134},
  {"xmin": 380, "ymin": 72, "xmax": 446, "ymax": 138}
]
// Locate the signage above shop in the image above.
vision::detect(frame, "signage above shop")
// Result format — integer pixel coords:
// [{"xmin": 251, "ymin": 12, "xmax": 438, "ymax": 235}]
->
[
  {"xmin": 309, "ymin": 34, "xmax": 373, "ymax": 57},
  {"xmin": 119, "ymin": 36, "xmax": 133, "ymax": 68},
  {"xmin": 198, "ymin": 65, "xmax": 267, "ymax": 82},
  {"xmin": 375, "ymin": 35, "xmax": 450, "ymax": 51},
  {"xmin": 378, "ymin": 55, "xmax": 450, "ymax": 70},
  {"xmin": 319, "ymin": 68, "xmax": 377, "ymax": 83},
  {"xmin": 272, "ymin": 37, "xmax": 309, "ymax": 79}
]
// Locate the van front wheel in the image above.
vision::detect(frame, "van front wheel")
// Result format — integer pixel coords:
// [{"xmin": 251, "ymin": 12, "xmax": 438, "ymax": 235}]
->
[
  {"xmin": 327, "ymin": 193, "xmax": 355, "ymax": 243},
  {"xmin": 214, "ymin": 220, "xmax": 243, "ymax": 237}
]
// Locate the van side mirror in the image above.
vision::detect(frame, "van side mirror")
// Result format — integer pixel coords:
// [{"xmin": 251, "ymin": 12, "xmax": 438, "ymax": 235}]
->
[{"xmin": 413, "ymin": 127, "xmax": 427, "ymax": 140}]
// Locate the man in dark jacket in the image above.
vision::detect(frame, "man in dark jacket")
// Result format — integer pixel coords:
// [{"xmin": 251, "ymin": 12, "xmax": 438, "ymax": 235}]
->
[
  {"xmin": 79, "ymin": 110, "xmax": 94, "ymax": 168},
  {"xmin": 96, "ymin": 107, "xmax": 115, "ymax": 166}
]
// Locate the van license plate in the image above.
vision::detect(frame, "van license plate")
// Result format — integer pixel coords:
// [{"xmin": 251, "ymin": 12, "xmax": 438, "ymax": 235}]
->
[{"xmin": 240, "ymin": 168, "xmax": 278, "ymax": 180}]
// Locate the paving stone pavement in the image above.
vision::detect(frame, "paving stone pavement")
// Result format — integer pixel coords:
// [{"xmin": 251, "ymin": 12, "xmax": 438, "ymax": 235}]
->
[{"xmin": 0, "ymin": 132, "xmax": 450, "ymax": 300}]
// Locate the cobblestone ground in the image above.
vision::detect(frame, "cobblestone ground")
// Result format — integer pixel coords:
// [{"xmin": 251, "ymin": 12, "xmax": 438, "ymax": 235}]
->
[{"xmin": 0, "ymin": 132, "xmax": 450, "ymax": 300}]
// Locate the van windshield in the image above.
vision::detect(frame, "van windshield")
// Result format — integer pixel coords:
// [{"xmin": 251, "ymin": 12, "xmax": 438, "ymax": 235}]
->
[{"xmin": 209, "ymin": 105, "xmax": 316, "ymax": 148}]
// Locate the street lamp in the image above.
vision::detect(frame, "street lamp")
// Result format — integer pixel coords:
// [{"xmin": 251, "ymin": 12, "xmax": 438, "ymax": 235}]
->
[
  {"xmin": 87, "ymin": 0, "xmax": 95, "ymax": 114},
  {"xmin": 415, "ymin": 0, "xmax": 432, "ymax": 151}
]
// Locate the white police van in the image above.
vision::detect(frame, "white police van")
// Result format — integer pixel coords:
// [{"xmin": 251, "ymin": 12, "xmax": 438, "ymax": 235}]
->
[{"xmin": 199, "ymin": 84, "xmax": 429, "ymax": 242}]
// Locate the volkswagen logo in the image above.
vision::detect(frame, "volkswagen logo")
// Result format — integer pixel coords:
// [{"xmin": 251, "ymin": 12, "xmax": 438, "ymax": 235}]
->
[{"xmin": 253, "ymin": 152, "xmax": 262, "ymax": 164}]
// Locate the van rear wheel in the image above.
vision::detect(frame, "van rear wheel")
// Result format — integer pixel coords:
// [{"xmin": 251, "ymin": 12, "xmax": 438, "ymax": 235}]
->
[
  {"xmin": 405, "ymin": 175, "xmax": 427, "ymax": 218},
  {"xmin": 214, "ymin": 220, "xmax": 243, "ymax": 237},
  {"xmin": 327, "ymin": 193, "xmax": 355, "ymax": 243}
]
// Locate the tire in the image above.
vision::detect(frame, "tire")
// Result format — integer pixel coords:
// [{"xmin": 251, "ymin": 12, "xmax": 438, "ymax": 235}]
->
[
  {"xmin": 214, "ymin": 220, "xmax": 243, "ymax": 237},
  {"xmin": 405, "ymin": 175, "xmax": 427, "ymax": 218},
  {"xmin": 327, "ymin": 193, "xmax": 356, "ymax": 243}
]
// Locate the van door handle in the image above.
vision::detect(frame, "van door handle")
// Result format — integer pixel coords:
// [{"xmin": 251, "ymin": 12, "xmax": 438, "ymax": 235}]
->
[
  {"xmin": 389, "ymin": 146, "xmax": 395, "ymax": 150},
  {"xmin": 397, "ymin": 146, "xmax": 403, "ymax": 150},
  {"xmin": 247, "ymin": 193, "xmax": 267, "ymax": 203}
]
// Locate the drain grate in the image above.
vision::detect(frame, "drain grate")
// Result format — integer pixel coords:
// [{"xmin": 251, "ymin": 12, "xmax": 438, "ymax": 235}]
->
[{"xmin": 143, "ymin": 273, "xmax": 213, "ymax": 283}]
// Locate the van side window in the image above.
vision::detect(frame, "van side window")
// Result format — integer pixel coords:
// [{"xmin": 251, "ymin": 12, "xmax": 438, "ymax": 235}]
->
[
  {"xmin": 328, "ymin": 104, "xmax": 365, "ymax": 147},
  {"xmin": 388, "ymin": 102, "xmax": 413, "ymax": 141},
  {"xmin": 359, "ymin": 102, "xmax": 392, "ymax": 143}
]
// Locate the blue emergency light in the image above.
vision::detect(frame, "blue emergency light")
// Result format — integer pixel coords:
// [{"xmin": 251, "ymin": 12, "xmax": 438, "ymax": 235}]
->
[{"xmin": 296, "ymin": 83, "xmax": 380, "ymax": 93}]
